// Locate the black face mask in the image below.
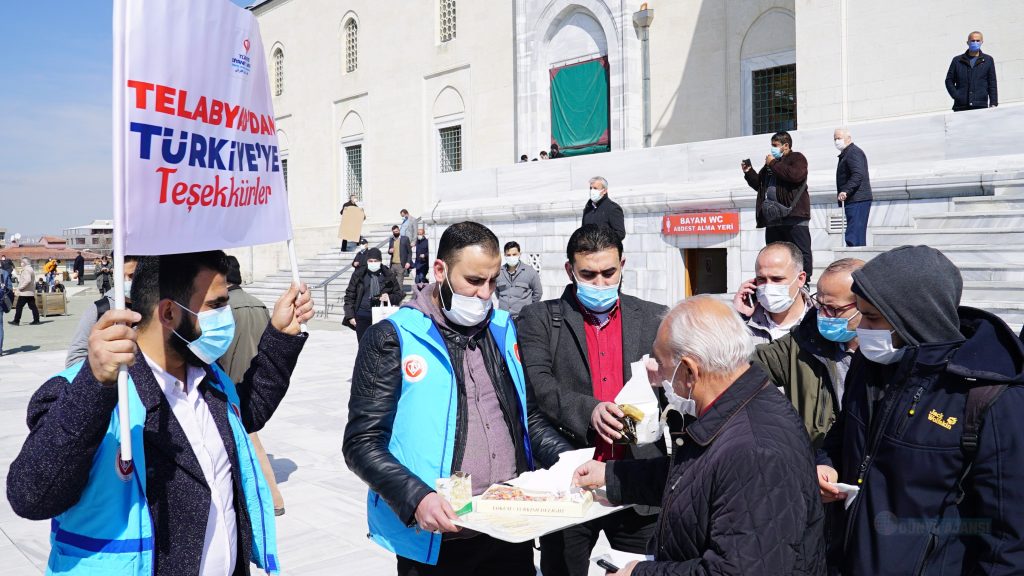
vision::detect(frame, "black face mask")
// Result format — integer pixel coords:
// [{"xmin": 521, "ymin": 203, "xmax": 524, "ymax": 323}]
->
[
  {"xmin": 393, "ymin": 232, "xmax": 400, "ymax": 237},
  {"xmin": 168, "ymin": 310, "xmax": 205, "ymax": 367}
]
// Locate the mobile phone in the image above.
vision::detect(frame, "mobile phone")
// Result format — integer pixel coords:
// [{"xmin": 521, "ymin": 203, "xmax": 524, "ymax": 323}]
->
[
  {"xmin": 746, "ymin": 293, "xmax": 755, "ymax": 308},
  {"xmin": 596, "ymin": 558, "xmax": 621, "ymax": 572},
  {"xmin": 742, "ymin": 158, "xmax": 752, "ymax": 169}
]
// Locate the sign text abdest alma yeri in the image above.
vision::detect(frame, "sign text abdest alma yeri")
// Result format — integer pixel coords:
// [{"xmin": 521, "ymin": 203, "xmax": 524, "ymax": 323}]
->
[{"xmin": 662, "ymin": 211, "xmax": 740, "ymax": 235}]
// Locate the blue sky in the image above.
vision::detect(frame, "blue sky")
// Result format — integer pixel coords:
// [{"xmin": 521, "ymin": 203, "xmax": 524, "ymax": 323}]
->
[{"xmin": 0, "ymin": 0, "xmax": 251, "ymax": 239}]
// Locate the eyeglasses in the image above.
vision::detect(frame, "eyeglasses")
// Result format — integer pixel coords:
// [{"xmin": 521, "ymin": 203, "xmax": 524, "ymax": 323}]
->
[{"xmin": 811, "ymin": 293, "xmax": 858, "ymax": 318}]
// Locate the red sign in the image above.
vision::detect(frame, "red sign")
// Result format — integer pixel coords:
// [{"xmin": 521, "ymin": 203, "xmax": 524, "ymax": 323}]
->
[{"xmin": 662, "ymin": 212, "xmax": 740, "ymax": 235}]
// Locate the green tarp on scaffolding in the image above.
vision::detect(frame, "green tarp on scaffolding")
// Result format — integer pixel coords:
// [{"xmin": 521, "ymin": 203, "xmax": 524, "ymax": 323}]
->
[{"xmin": 550, "ymin": 56, "xmax": 610, "ymax": 157}]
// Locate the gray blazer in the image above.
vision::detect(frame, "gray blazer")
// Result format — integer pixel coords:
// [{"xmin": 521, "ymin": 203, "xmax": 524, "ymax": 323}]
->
[
  {"xmin": 517, "ymin": 285, "xmax": 669, "ymax": 460},
  {"xmin": 496, "ymin": 263, "xmax": 543, "ymax": 318}
]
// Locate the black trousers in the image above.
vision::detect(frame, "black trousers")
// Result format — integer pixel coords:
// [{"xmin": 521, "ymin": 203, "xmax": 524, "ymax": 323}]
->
[
  {"xmin": 355, "ymin": 314, "xmax": 373, "ymax": 342},
  {"xmin": 765, "ymin": 223, "xmax": 813, "ymax": 282},
  {"xmin": 76, "ymin": 270, "xmax": 85, "ymax": 285},
  {"xmin": 13, "ymin": 295, "xmax": 39, "ymax": 324},
  {"xmin": 396, "ymin": 534, "xmax": 535, "ymax": 576},
  {"xmin": 539, "ymin": 508, "xmax": 656, "ymax": 576}
]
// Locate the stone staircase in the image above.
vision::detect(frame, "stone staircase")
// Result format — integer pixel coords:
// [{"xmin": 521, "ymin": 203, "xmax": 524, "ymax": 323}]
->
[
  {"xmin": 243, "ymin": 225, "xmax": 400, "ymax": 321},
  {"xmin": 819, "ymin": 186, "xmax": 1024, "ymax": 332}
]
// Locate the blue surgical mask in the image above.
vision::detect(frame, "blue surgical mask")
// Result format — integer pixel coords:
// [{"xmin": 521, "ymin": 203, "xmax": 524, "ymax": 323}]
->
[
  {"xmin": 968, "ymin": 40, "xmax": 982, "ymax": 51},
  {"xmin": 817, "ymin": 313, "xmax": 859, "ymax": 343},
  {"xmin": 771, "ymin": 146, "xmax": 784, "ymax": 159},
  {"xmin": 573, "ymin": 272, "xmax": 620, "ymax": 312},
  {"xmin": 172, "ymin": 302, "xmax": 236, "ymax": 365}
]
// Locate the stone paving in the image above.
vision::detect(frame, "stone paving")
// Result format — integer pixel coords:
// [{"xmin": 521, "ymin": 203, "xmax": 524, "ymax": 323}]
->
[{"xmin": 0, "ymin": 290, "xmax": 608, "ymax": 575}]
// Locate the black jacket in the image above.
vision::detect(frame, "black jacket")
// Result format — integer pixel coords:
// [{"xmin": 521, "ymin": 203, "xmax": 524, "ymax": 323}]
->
[
  {"xmin": 342, "ymin": 316, "xmax": 572, "ymax": 525},
  {"xmin": 835, "ymin": 143, "xmax": 872, "ymax": 204},
  {"xmin": 945, "ymin": 51, "xmax": 998, "ymax": 110},
  {"xmin": 388, "ymin": 235, "xmax": 412, "ymax": 268},
  {"xmin": 343, "ymin": 265, "xmax": 404, "ymax": 325},
  {"xmin": 7, "ymin": 328, "xmax": 307, "ymax": 576},
  {"xmin": 607, "ymin": 364, "xmax": 826, "ymax": 576},
  {"xmin": 582, "ymin": 195, "xmax": 626, "ymax": 241},
  {"xmin": 73, "ymin": 255, "xmax": 85, "ymax": 273},
  {"xmin": 819, "ymin": 307, "xmax": 1024, "ymax": 575},
  {"xmin": 414, "ymin": 237, "xmax": 430, "ymax": 272},
  {"xmin": 518, "ymin": 286, "xmax": 668, "ymax": 459},
  {"xmin": 745, "ymin": 151, "xmax": 810, "ymax": 228}
]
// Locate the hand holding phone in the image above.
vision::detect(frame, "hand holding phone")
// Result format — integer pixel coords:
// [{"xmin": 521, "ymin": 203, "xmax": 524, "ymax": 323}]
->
[{"xmin": 741, "ymin": 158, "xmax": 752, "ymax": 172}]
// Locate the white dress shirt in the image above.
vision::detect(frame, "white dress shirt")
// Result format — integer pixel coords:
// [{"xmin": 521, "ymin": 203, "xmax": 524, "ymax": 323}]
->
[{"xmin": 144, "ymin": 354, "xmax": 237, "ymax": 575}]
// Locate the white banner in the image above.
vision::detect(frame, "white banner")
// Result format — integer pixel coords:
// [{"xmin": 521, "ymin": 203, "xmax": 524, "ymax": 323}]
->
[{"xmin": 119, "ymin": 0, "xmax": 292, "ymax": 255}]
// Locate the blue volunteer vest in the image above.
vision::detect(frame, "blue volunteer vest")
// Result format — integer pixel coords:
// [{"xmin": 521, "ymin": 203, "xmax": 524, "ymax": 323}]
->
[
  {"xmin": 45, "ymin": 362, "xmax": 280, "ymax": 575},
  {"xmin": 366, "ymin": 306, "xmax": 533, "ymax": 565}
]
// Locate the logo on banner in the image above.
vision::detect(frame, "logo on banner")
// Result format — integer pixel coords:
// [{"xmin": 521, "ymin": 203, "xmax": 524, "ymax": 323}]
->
[
  {"xmin": 403, "ymin": 355, "xmax": 428, "ymax": 382},
  {"xmin": 232, "ymin": 37, "xmax": 252, "ymax": 76}
]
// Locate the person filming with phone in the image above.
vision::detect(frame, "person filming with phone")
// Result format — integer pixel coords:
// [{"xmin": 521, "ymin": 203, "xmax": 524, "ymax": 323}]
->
[{"xmin": 742, "ymin": 130, "xmax": 812, "ymax": 282}]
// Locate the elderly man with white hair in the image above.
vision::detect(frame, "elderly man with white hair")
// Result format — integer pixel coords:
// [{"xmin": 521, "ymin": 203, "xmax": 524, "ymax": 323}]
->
[
  {"xmin": 582, "ymin": 176, "xmax": 626, "ymax": 241},
  {"xmin": 834, "ymin": 127, "xmax": 872, "ymax": 247},
  {"xmin": 11, "ymin": 257, "xmax": 41, "ymax": 326},
  {"xmin": 574, "ymin": 295, "xmax": 825, "ymax": 575}
]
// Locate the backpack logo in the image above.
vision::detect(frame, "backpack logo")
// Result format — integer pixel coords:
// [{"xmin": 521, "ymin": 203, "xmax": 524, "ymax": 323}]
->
[
  {"xmin": 403, "ymin": 355, "xmax": 428, "ymax": 382},
  {"xmin": 927, "ymin": 410, "xmax": 958, "ymax": 430}
]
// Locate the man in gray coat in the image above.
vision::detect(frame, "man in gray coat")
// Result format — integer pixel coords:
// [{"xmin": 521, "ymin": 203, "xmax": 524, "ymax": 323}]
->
[
  {"xmin": 65, "ymin": 256, "xmax": 140, "ymax": 368},
  {"xmin": 496, "ymin": 241, "xmax": 542, "ymax": 320},
  {"xmin": 221, "ymin": 255, "xmax": 286, "ymax": 516}
]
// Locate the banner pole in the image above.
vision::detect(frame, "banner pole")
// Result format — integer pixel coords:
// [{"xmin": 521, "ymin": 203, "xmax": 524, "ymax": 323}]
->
[
  {"xmin": 112, "ymin": 0, "xmax": 131, "ymax": 463},
  {"xmin": 287, "ymin": 239, "xmax": 308, "ymax": 333}
]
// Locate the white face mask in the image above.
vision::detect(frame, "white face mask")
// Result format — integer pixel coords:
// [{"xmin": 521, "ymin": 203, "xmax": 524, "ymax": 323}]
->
[
  {"xmin": 418, "ymin": 235, "xmax": 425, "ymax": 240},
  {"xmin": 661, "ymin": 361, "xmax": 697, "ymax": 417},
  {"xmin": 367, "ymin": 261, "xmax": 381, "ymax": 272},
  {"xmin": 834, "ymin": 139, "xmax": 847, "ymax": 151},
  {"xmin": 589, "ymin": 188, "xmax": 603, "ymax": 204},
  {"xmin": 441, "ymin": 264, "xmax": 492, "ymax": 327},
  {"xmin": 505, "ymin": 256, "xmax": 520, "ymax": 267},
  {"xmin": 756, "ymin": 278, "xmax": 798, "ymax": 314},
  {"xmin": 856, "ymin": 328, "xmax": 905, "ymax": 364}
]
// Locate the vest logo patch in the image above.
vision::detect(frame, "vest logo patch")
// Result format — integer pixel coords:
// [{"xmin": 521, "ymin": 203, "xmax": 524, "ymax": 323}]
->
[
  {"xmin": 513, "ymin": 343, "xmax": 521, "ymax": 363},
  {"xmin": 231, "ymin": 403, "xmax": 241, "ymax": 418},
  {"xmin": 115, "ymin": 453, "xmax": 135, "ymax": 481},
  {"xmin": 403, "ymin": 355, "xmax": 428, "ymax": 382},
  {"xmin": 927, "ymin": 409, "xmax": 958, "ymax": 430}
]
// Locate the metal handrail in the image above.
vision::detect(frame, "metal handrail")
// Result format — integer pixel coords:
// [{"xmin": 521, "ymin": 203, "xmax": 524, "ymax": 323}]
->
[{"xmin": 312, "ymin": 237, "xmax": 390, "ymax": 318}]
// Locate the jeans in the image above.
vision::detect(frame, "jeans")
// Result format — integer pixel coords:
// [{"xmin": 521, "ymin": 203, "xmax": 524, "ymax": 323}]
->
[{"xmin": 844, "ymin": 201, "xmax": 871, "ymax": 247}]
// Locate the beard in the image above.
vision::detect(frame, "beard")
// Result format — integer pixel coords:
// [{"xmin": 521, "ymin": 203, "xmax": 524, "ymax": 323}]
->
[{"xmin": 169, "ymin": 314, "xmax": 206, "ymax": 367}]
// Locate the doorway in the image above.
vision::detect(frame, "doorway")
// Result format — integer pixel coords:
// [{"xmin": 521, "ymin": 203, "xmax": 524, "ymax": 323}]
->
[{"xmin": 683, "ymin": 249, "xmax": 728, "ymax": 296}]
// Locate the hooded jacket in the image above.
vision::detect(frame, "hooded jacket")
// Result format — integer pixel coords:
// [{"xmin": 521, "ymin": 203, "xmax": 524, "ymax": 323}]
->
[{"xmin": 819, "ymin": 246, "xmax": 1024, "ymax": 574}]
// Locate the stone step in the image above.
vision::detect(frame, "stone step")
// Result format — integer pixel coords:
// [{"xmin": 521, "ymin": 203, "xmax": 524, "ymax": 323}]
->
[
  {"xmin": 914, "ymin": 210, "xmax": 1024, "ymax": 229},
  {"xmin": 870, "ymin": 227, "xmax": 1024, "ymax": 247},
  {"xmin": 961, "ymin": 281, "xmax": 1024, "ymax": 300},
  {"xmin": 832, "ymin": 246, "xmax": 1024, "ymax": 265},
  {"xmin": 953, "ymin": 196, "xmax": 1024, "ymax": 212}
]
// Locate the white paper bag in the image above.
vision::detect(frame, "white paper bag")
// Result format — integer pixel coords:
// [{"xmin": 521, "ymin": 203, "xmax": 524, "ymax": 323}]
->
[
  {"xmin": 614, "ymin": 355, "xmax": 663, "ymax": 446},
  {"xmin": 372, "ymin": 304, "xmax": 397, "ymax": 324}
]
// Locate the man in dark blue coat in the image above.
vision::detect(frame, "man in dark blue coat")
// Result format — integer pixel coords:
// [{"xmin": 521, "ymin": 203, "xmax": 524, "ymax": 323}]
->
[
  {"xmin": 833, "ymin": 128, "xmax": 872, "ymax": 247},
  {"xmin": 945, "ymin": 31, "xmax": 998, "ymax": 111},
  {"xmin": 817, "ymin": 245, "xmax": 1024, "ymax": 574}
]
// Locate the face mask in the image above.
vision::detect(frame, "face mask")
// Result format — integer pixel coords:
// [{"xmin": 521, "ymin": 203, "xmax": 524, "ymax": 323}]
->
[
  {"xmin": 393, "ymin": 232, "xmax": 400, "ymax": 237},
  {"xmin": 441, "ymin": 264, "xmax": 492, "ymax": 326},
  {"xmin": 771, "ymin": 146, "xmax": 784, "ymax": 159},
  {"xmin": 418, "ymin": 235, "xmax": 424, "ymax": 240},
  {"xmin": 505, "ymin": 256, "xmax": 520, "ymax": 267},
  {"xmin": 574, "ymin": 272, "xmax": 620, "ymax": 312},
  {"xmin": 172, "ymin": 302, "xmax": 236, "ymax": 365},
  {"xmin": 834, "ymin": 139, "xmax": 846, "ymax": 151},
  {"xmin": 358, "ymin": 245, "xmax": 367, "ymax": 252},
  {"xmin": 817, "ymin": 313, "xmax": 859, "ymax": 343},
  {"xmin": 756, "ymin": 278, "xmax": 797, "ymax": 314},
  {"xmin": 124, "ymin": 279, "xmax": 133, "ymax": 298},
  {"xmin": 968, "ymin": 40, "xmax": 982, "ymax": 51},
  {"xmin": 367, "ymin": 261, "xmax": 381, "ymax": 272},
  {"xmin": 661, "ymin": 361, "xmax": 697, "ymax": 417},
  {"xmin": 589, "ymin": 188, "xmax": 603, "ymax": 204},
  {"xmin": 856, "ymin": 328, "xmax": 905, "ymax": 364}
]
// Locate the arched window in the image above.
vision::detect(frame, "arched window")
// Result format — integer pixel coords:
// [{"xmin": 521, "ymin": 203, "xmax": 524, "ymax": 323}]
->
[
  {"xmin": 439, "ymin": 0, "xmax": 456, "ymax": 43},
  {"xmin": 273, "ymin": 48, "xmax": 284, "ymax": 96},
  {"xmin": 345, "ymin": 19, "xmax": 358, "ymax": 73}
]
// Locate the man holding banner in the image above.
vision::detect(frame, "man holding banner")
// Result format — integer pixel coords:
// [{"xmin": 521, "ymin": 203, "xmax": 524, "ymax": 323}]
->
[{"xmin": 7, "ymin": 252, "xmax": 313, "ymax": 575}]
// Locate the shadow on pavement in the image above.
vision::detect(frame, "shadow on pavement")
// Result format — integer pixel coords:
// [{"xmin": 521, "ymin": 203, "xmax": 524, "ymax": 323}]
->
[
  {"xmin": 268, "ymin": 455, "xmax": 298, "ymax": 483},
  {"xmin": 3, "ymin": 345, "xmax": 42, "ymax": 355}
]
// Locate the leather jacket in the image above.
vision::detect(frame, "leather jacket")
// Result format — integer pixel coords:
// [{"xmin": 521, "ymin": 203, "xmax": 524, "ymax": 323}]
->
[{"xmin": 343, "ymin": 319, "xmax": 573, "ymax": 525}]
